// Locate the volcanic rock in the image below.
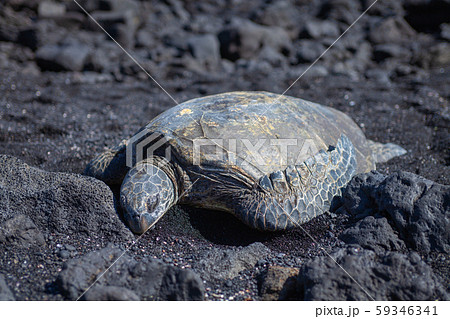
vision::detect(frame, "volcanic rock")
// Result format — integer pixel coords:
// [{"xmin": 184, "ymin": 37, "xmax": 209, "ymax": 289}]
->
[
  {"xmin": 297, "ymin": 246, "xmax": 447, "ymax": 300},
  {"xmin": 218, "ymin": 18, "xmax": 291, "ymax": 61},
  {"xmin": 343, "ymin": 171, "xmax": 449, "ymax": 254},
  {"xmin": 0, "ymin": 274, "xmax": 15, "ymax": 301},
  {"xmin": 339, "ymin": 216, "xmax": 406, "ymax": 254},
  {"xmin": 57, "ymin": 245, "xmax": 204, "ymax": 301},
  {"xmin": 259, "ymin": 265, "xmax": 299, "ymax": 301},
  {"xmin": 197, "ymin": 242, "xmax": 270, "ymax": 281},
  {"xmin": 0, "ymin": 155, "xmax": 133, "ymax": 242}
]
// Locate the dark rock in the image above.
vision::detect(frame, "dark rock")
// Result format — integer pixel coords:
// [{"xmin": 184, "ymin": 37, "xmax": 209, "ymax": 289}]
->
[
  {"xmin": 109, "ymin": 23, "xmax": 135, "ymax": 50},
  {"xmin": 164, "ymin": 0, "xmax": 190, "ymax": 23},
  {"xmin": 46, "ymin": 11, "xmax": 85, "ymax": 30},
  {"xmin": 107, "ymin": 0, "xmax": 140, "ymax": 13},
  {"xmin": 441, "ymin": 23, "xmax": 450, "ymax": 41},
  {"xmin": 297, "ymin": 246, "xmax": 447, "ymax": 300},
  {"xmin": 187, "ymin": 14, "xmax": 223, "ymax": 35},
  {"xmin": 251, "ymin": 0, "xmax": 303, "ymax": 33},
  {"xmin": 302, "ymin": 19, "xmax": 340, "ymax": 40},
  {"xmin": 88, "ymin": 10, "xmax": 138, "ymax": 49},
  {"xmin": 260, "ymin": 265, "xmax": 299, "ymax": 301},
  {"xmin": 57, "ymin": 250, "xmax": 70, "ymax": 259},
  {"xmin": 71, "ymin": 72, "xmax": 114, "ymax": 84},
  {"xmin": 17, "ymin": 28, "xmax": 39, "ymax": 51},
  {"xmin": 35, "ymin": 38, "xmax": 91, "ymax": 71},
  {"xmin": 342, "ymin": 171, "xmax": 387, "ymax": 219},
  {"xmin": 365, "ymin": 69, "xmax": 391, "ymax": 84},
  {"xmin": 0, "ymin": 4, "xmax": 32, "ymax": 43},
  {"xmin": 238, "ymin": 59, "xmax": 273, "ymax": 75},
  {"xmin": 0, "ymin": 274, "xmax": 15, "ymax": 301},
  {"xmin": 66, "ymin": 0, "xmax": 99, "ymax": 12},
  {"xmin": 330, "ymin": 61, "xmax": 359, "ymax": 79},
  {"xmin": 0, "ymin": 14, "xmax": 18, "ymax": 43},
  {"xmin": 373, "ymin": 44, "xmax": 412, "ymax": 62},
  {"xmin": 316, "ymin": 35, "xmax": 362, "ymax": 67},
  {"xmin": 403, "ymin": 0, "xmax": 450, "ymax": 34},
  {"xmin": 65, "ymin": 244, "xmax": 76, "ymax": 251},
  {"xmin": 288, "ymin": 65, "xmax": 329, "ymax": 79},
  {"xmin": 0, "ymin": 215, "xmax": 46, "ymax": 249},
  {"xmin": 38, "ymin": 1, "xmax": 66, "ymax": 18},
  {"xmin": 319, "ymin": 0, "xmax": 362, "ymax": 24},
  {"xmin": 135, "ymin": 29, "xmax": 155, "ymax": 48},
  {"xmin": 81, "ymin": 285, "xmax": 140, "ymax": 301},
  {"xmin": 394, "ymin": 64, "xmax": 415, "ymax": 77},
  {"xmin": 369, "ymin": 17, "xmax": 416, "ymax": 44},
  {"xmin": 343, "ymin": 171, "xmax": 450, "ymax": 254},
  {"xmin": 18, "ymin": 19, "xmax": 71, "ymax": 52},
  {"xmin": 197, "ymin": 242, "xmax": 270, "ymax": 281},
  {"xmin": 57, "ymin": 246, "xmax": 204, "ymax": 301},
  {"xmin": 256, "ymin": 259, "xmax": 267, "ymax": 268},
  {"xmin": 159, "ymin": 266, "xmax": 205, "ymax": 301},
  {"xmin": 296, "ymin": 40, "xmax": 326, "ymax": 63},
  {"xmin": 218, "ymin": 18, "xmax": 291, "ymax": 61},
  {"xmin": 0, "ymin": 155, "xmax": 133, "ymax": 242},
  {"xmin": 187, "ymin": 34, "xmax": 220, "ymax": 70},
  {"xmin": 362, "ymin": 0, "xmax": 404, "ymax": 17},
  {"xmin": 84, "ymin": 44, "xmax": 115, "ymax": 73},
  {"xmin": 376, "ymin": 172, "xmax": 450, "ymax": 254},
  {"xmin": 257, "ymin": 46, "xmax": 286, "ymax": 67},
  {"xmin": 69, "ymin": 0, "xmax": 140, "ymax": 15},
  {"xmin": 217, "ymin": 29, "xmax": 240, "ymax": 61},
  {"xmin": 339, "ymin": 216, "xmax": 406, "ymax": 254},
  {"xmin": 428, "ymin": 43, "xmax": 450, "ymax": 68},
  {"xmin": 166, "ymin": 56, "xmax": 204, "ymax": 75}
]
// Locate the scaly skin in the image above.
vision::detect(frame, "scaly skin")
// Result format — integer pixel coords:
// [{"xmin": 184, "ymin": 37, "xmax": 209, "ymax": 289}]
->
[
  {"xmin": 232, "ymin": 134, "xmax": 356, "ymax": 230},
  {"xmin": 120, "ymin": 158, "xmax": 178, "ymax": 234}
]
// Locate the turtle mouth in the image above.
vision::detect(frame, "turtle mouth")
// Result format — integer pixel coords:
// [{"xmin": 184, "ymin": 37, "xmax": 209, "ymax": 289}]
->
[
  {"xmin": 126, "ymin": 213, "xmax": 150, "ymax": 234},
  {"xmin": 125, "ymin": 211, "xmax": 160, "ymax": 235},
  {"xmin": 120, "ymin": 192, "xmax": 168, "ymax": 234}
]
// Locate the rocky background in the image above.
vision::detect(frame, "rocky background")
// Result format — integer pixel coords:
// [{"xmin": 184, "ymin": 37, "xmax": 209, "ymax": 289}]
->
[{"xmin": 0, "ymin": 0, "xmax": 449, "ymax": 301}]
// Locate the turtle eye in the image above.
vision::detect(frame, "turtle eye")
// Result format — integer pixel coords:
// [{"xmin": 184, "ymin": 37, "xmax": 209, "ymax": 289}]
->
[{"xmin": 147, "ymin": 195, "xmax": 160, "ymax": 212}]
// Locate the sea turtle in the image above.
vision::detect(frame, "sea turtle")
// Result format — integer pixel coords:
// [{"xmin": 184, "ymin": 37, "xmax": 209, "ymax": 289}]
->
[{"xmin": 85, "ymin": 91, "xmax": 406, "ymax": 234}]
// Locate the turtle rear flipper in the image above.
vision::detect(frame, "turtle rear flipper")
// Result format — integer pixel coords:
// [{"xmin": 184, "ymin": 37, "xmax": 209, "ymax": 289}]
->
[
  {"xmin": 368, "ymin": 140, "xmax": 406, "ymax": 164},
  {"xmin": 233, "ymin": 134, "xmax": 356, "ymax": 231}
]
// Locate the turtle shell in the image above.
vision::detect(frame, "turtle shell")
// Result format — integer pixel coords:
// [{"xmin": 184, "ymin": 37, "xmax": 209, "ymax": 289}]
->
[{"xmin": 136, "ymin": 91, "xmax": 374, "ymax": 182}]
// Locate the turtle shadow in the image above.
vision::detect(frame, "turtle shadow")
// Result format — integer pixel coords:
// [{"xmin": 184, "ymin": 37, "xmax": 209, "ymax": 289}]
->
[
  {"xmin": 111, "ymin": 186, "xmax": 279, "ymax": 247},
  {"xmin": 184, "ymin": 206, "xmax": 278, "ymax": 246}
]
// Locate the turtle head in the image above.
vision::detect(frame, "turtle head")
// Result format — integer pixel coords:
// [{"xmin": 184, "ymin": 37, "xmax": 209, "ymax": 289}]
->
[{"xmin": 120, "ymin": 158, "xmax": 178, "ymax": 234}]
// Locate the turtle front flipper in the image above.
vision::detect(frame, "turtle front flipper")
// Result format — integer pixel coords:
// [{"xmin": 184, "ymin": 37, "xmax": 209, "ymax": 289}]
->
[
  {"xmin": 120, "ymin": 157, "xmax": 179, "ymax": 234},
  {"xmin": 84, "ymin": 140, "xmax": 129, "ymax": 185},
  {"xmin": 233, "ymin": 134, "xmax": 357, "ymax": 231}
]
